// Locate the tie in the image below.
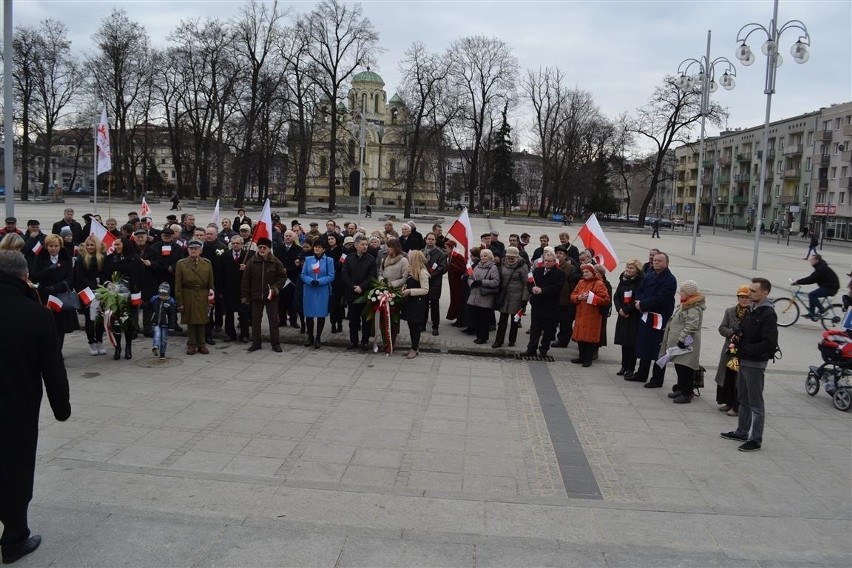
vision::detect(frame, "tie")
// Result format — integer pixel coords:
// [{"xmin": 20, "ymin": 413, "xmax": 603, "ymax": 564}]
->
[{"xmin": 234, "ymin": 253, "xmax": 239, "ymax": 262}]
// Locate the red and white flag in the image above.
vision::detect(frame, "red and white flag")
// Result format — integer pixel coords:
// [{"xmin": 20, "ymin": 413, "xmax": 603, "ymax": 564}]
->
[
  {"xmin": 623, "ymin": 289, "xmax": 633, "ymax": 303},
  {"xmin": 513, "ymin": 308, "xmax": 525, "ymax": 323},
  {"xmin": 211, "ymin": 199, "xmax": 221, "ymax": 228},
  {"xmin": 96, "ymin": 107, "xmax": 112, "ymax": 175},
  {"xmin": 577, "ymin": 213, "xmax": 620, "ymax": 272},
  {"xmin": 32, "ymin": 240, "xmax": 43, "ymax": 256},
  {"xmin": 252, "ymin": 199, "xmax": 272, "ymax": 244},
  {"xmin": 641, "ymin": 311, "xmax": 664, "ymax": 330},
  {"xmin": 527, "ymin": 270, "xmax": 535, "ymax": 284},
  {"xmin": 139, "ymin": 196, "xmax": 151, "ymax": 218},
  {"xmin": 312, "ymin": 262, "xmax": 321, "ymax": 275},
  {"xmin": 130, "ymin": 292, "xmax": 142, "ymax": 307},
  {"xmin": 89, "ymin": 219, "xmax": 116, "ymax": 254},
  {"xmin": 47, "ymin": 295, "xmax": 63, "ymax": 312},
  {"xmin": 267, "ymin": 287, "xmax": 275, "ymax": 301},
  {"xmin": 78, "ymin": 287, "xmax": 96, "ymax": 306},
  {"xmin": 446, "ymin": 207, "xmax": 474, "ymax": 262},
  {"xmin": 161, "ymin": 245, "xmax": 172, "ymax": 257},
  {"xmin": 586, "ymin": 291, "xmax": 604, "ymax": 305},
  {"xmin": 340, "ymin": 254, "xmax": 348, "ymax": 264}
]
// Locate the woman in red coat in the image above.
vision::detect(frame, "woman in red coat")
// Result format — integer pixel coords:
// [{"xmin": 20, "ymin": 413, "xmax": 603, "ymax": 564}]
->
[
  {"xmin": 443, "ymin": 239, "xmax": 466, "ymax": 323},
  {"xmin": 571, "ymin": 263, "xmax": 611, "ymax": 367}
]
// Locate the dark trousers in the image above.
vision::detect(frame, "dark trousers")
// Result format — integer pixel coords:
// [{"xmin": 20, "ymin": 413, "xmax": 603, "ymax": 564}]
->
[
  {"xmin": 407, "ymin": 321, "xmax": 422, "ymax": 351},
  {"xmin": 736, "ymin": 365, "xmax": 766, "ymax": 443},
  {"xmin": 472, "ymin": 306, "xmax": 492, "ymax": 342},
  {"xmin": 807, "ymin": 286, "xmax": 833, "ymax": 316},
  {"xmin": 577, "ymin": 341, "xmax": 595, "ymax": 364},
  {"xmin": 225, "ymin": 305, "xmax": 250, "ymax": 339},
  {"xmin": 716, "ymin": 368, "xmax": 739, "ymax": 410},
  {"xmin": 494, "ymin": 312, "xmax": 520, "ymax": 345},
  {"xmin": 278, "ymin": 284, "xmax": 296, "ymax": 325},
  {"xmin": 329, "ymin": 294, "xmax": 344, "ymax": 328},
  {"xmin": 347, "ymin": 301, "xmax": 370, "ymax": 346},
  {"xmin": 527, "ymin": 316, "xmax": 557, "ymax": 354},
  {"xmin": 555, "ymin": 305, "xmax": 575, "ymax": 344},
  {"xmin": 635, "ymin": 358, "xmax": 667, "ymax": 386},
  {"xmin": 251, "ymin": 299, "xmax": 279, "ymax": 345},
  {"xmin": 620, "ymin": 345, "xmax": 636, "ymax": 373},
  {"xmin": 425, "ymin": 298, "xmax": 441, "ymax": 329},
  {"xmin": 674, "ymin": 363, "xmax": 694, "ymax": 394},
  {"xmin": 142, "ymin": 304, "xmax": 153, "ymax": 334},
  {"xmin": 84, "ymin": 310, "xmax": 104, "ymax": 344},
  {"xmin": 0, "ymin": 501, "xmax": 29, "ymax": 550}
]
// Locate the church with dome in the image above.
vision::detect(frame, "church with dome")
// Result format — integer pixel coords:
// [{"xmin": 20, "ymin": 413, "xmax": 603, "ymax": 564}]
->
[{"xmin": 299, "ymin": 69, "xmax": 439, "ymax": 209}]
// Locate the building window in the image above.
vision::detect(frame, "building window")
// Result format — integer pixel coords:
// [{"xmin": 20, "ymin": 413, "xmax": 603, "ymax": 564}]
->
[
  {"xmin": 320, "ymin": 156, "xmax": 327, "ymax": 177},
  {"xmin": 807, "ymin": 131, "xmax": 813, "ymax": 145},
  {"xmin": 389, "ymin": 159, "xmax": 396, "ymax": 179},
  {"xmin": 361, "ymin": 93, "xmax": 366, "ymax": 112},
  {"xmin": 842, "ymin": 166, "xmax": 848, "ymax": 178},
  {"xmin": 348, "ymin": 139, "xmax": 356, "ymax": 163},
  {"xmin": 391, "ymin": 108, "xmax": 398, "ymax": 125},
  {"xmin": 835, "ymin": 118, "xmax": 842, "ymax": 130},
  {"xmin": 822, "ymin": 120, "xmax": 831, "ymax": 131},
  {"xmin": 828, "ymin": 192, "xmax": 835, "ymax": 203},
  {"xmin": 171, "ymin": 170, "xmax": 176, "ymax": 179},
  {"xmin": 839, "ymin": 192, "xmax": 846, "ymax": 205},
  {"xmin": 777, "ymin": 160, "xmax": 783, "ymax": 173},
  {"xmin": 805, "ymin": 157, "xmax": 811, "ymax": 171},
  {"xmin": 831, "ymin": 167, "xmax": 837, "ymax": 179},
  {"xmin": 374, "ymin": 96, "xmax": 380, "ymax": 114}
]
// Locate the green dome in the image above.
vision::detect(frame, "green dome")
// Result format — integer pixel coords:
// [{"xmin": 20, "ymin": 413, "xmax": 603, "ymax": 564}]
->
[
  {"xmin": 389, "ymin": 93, "xmax": 403, "ymax": 104},
  {"xmin": 353, "ymin": 69, "xmax": 385, "ymax": 85}
]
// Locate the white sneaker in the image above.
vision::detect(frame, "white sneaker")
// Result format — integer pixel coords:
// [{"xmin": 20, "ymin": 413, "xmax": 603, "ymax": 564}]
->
[
  {"xmin": 97, "ymin": 343, "xmax": 107, "ymax": 355},
  {"xmin": 89, "ymin": 344, "xmax": 98, "ymax": 356}
]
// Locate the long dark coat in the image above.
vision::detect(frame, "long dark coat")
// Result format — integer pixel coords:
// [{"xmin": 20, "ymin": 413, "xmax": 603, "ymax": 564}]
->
[
  {"xmin": 174, "ymin": 256, "xmax": 215, "ymax": 325},
  {"xmin": 31, "ymin": 247, "xmax": 78, "ymax": 334},
  {"xmin": 635, "ymin": 267, "xmax": 677, "ymax": 359},
  {"xmin": 445, "ymin": 250, "xmax": 466, "ymax": 320},
  {"xmin": 527, "ymin": 265, "xmax": 566, "ymax": 320},
  {"xmin": 221, "ymin": 249, "xmax": 254, "ymax": 312},
  {"xmin": 613, "ymin": 270, "xmax": 644, "ymax": 347},
  {"xmin": 0, "ymin": 272, "xmax": 70, "ymax": 526},
  {"xmin": 423, "ymin": 246, "xmax": 447, "ymax": 300}
]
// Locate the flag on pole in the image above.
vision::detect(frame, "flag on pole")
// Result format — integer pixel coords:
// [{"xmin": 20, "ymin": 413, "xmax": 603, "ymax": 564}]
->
[
  {"xmin": 140, "ymin": 196, "xmax": 151, "ymax": 218},
  {"xmin": 641, "ymin": 311, "xmax": 664, "ymax": 330},
  {"xmin": 47, "ymin": 295, "xmax": 63, "ymax": 313},
  {"xmin": 447, "ymin": 207, "xmax": 474, "ymax": 262},
  {"xmin": 211, "ymin": 199, "xmax": 221, "ymax": 228},
  {"xmin": 252, "ymin": 199, "xmax": 272, "ymax": 244},
  {"xmin": 577, "ymin": 213, "xmax": 620, "ymax": 272},
  {"xmin": 96, "ymin": 107, "xmax": 112, "ymax": 174},
  {"xmin": 90, "ymin": 219, "xmax": 116, "ymax": 254},
  {"xmin": 78, "ymin": 287, "xmax": 96, "ymax": 306}
]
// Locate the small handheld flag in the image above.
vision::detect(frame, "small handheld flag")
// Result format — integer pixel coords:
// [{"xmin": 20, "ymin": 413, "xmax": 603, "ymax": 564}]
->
[
  {"xmin": 47, "ymin": 295, "xmax": 63, "ymax": 312},
  {"xmin": 130, "ymin": 292, "xmax": 142, "ymax": 307},
  {"xmin": 32, "ymin": 241, "xmax": 43, "ymax": 256},
  {"xmin": 641, "ymin": 311, "xmax": 664, "ymax": 330},
  {"xmin": 78, "ymin": 287, "xmax": 96, "ymax": 306}
]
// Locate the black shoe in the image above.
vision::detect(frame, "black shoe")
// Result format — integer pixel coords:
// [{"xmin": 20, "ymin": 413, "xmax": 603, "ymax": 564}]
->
[
  {"xmin": 490, "ymin": 324, "xmax": 496, "ymax": 331},
  {"xmin": 347, "ymin": 343, "xmax": 358, "ymax": 350},
  {"xmin": 720, "ymin": 431, "xmax": 748, "ymax": 442},
  {"xmin": 672, "ymin": 394, "xmax": 693, "ymax": 404},
  {"xmin": 582, "ymin": 361, "xmax": 592, "ymax": 367},
  {"xmin": 290, "ymin": 322, "xmax": 300, "ymax": 329},
  {"xmin": 521, "ymin": 350, "xmax": 536, "ymax": 356},
  {"xmin": 125, "ymin": 344, "xmax": 132, "ymax": 360},
  {"xmin": 491, "ymin": 342, "xmax": 503, "ymax": 348},
  {"xmin": 314, "ymin": 339, "xmax": 322, "ymax": 349},
  {"xmin": 304, "ymin": 336, "xmax": 314, "ymax": 347},
  {"xmin": 625, "ymin": 376, "xmax": 645, "ymax": 382},
  {"xmin": 623, "ymin": 370, "xmax": 635, "ymax": 380},
  {"xmin": 473, "ymin": 338, "xmax": 487, "ymax": 344},
  {"xmin": 538, "ymin": 350, "xmax": 549, "ymax": 357},
  {"xmin": 114, "ymin": 346, "xmax": 121, "ymax": 360},
  {"xmin": 616, "ymin": 368, "xmax": 625, "ymax": 376},
  {"xmin": 247, "ymin": 344, "xmax": 262, "ymax": 352},
  {"xmin": 643, "ymin": 382, "xmax": 663, "ymax": 389},
  {"xmin": 2, "ymin": 534, "xmax": 42, "ymax": 564},
  {"xmin": 570, "ymin": 357, "xmax": 583, "ymax": 364},
  {"xmin": 206, "ymin": 338, "xmax": 216, "ymax": 346},
  {"xmin": 239, "ymin": 336, "xmax": 250, "ymax": 344},
  {"xmin": 551, "ymin": 342, "xmax": 569, "ymax": 348},
  {"xmin": 667, "ymin": 392, "xmax": 679, "ymax": 399},
  {"xmin": 223, "ymin": 335, "xmax": 236, "ymax": 342},
  {"xmin": 508, "ymin": 341, "xmax": 515, "ymax": 347},
  {"xmin": 432, "ymin": 328, "xmax": 439, "ymax": 336},
  {"xmin": 738, "ymin": 440, "xmax": 761, "ymax": 452},
  {"xmin": 361, "ymin": 343, "xmax": 370, "ymax": 351},
  {"xmin": 272, "ymin": 344, "xmax": 283, "ymax": 353}
]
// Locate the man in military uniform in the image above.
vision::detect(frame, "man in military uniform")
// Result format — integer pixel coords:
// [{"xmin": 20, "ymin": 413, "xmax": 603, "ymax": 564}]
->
[{"xmin": 174, "ymin": 240, "xmax": 215, "ymax": 355}]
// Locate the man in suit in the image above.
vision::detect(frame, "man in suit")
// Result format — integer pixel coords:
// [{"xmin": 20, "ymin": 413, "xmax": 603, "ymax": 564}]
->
[
  {"xmin": 522, "ymin": 251, "xmax": 566, "ymax": 357},
  {"xmin": 340, "ymin": 235, "xmax": 377, "ymax": 350},
  {"xmin": 628, "ymin": 252, "xmax": 677, "ymax": 388},
  {"xmin": 274, "ymin": 230, "xmax": 302, "ymax": 328}
]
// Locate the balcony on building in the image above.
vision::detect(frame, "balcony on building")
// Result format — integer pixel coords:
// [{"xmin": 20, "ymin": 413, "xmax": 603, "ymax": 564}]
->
[
  {"xmin": 734, "ymin": 174, "xmax": 750, "ymax": 183},
  {"xmin": 702, "ymin": 159, "xmax": 714, "ymax": 168},
  {"xmin": 718, "ymin": 155, "xmax": 731, "ymax": 166},
  {"xmin": 718, "ymin": 174, "xmax": 730, "ymax": 185},
  {"xmin": 782, "ymin": 144, "xmax": 803, "ymax": 156},
  {"xmin": 736, "ymin": 153, "xmax": 752, "ymax": 163},
  {"xmin": 780, "ymin": 195, "xmax": 798, "ymax": 205},
  {"xmin": 733, "ymin": 194, "xmax": 750, "ymax": 205},
  {"xmin": 820, "ymin": 154, "xmax": 831, "ymax": 166},
  {"xmin": 756, "ymin": 149, "xmax": 775, "ymax": 160},
  {"xmin": 815, "ymin": 130, "xmax": 833, "ymax": 142},
  {"xmin": 818, "ymin": 177, "xmax": 829, "ymax": 189},
  {"xmin": 782, "ymin": 168, "xmax": 800, "ymax": 179}
]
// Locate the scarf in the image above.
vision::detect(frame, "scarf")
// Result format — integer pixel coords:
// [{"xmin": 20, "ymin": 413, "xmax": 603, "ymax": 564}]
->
[{"xmin": 735, "ymin": 304, "xmax": 748, "ymax": 321}]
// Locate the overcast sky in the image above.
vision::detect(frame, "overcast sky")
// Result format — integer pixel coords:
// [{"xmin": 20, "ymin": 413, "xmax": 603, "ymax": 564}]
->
[{"xmin": 12, "ymin": 0, "xmax": 852, "ymax": 150}]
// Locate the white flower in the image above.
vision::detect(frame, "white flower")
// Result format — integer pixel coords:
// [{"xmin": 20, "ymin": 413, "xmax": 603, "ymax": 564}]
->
[{"xmin": 216, "ymin": 249, "xmax": 224, "ymax": 256}]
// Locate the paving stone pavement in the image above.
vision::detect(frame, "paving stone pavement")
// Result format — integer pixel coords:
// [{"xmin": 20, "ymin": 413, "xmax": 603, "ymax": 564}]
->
[{"xmin": 7, "ymin": 201, "xmax": 852, "ymax": 566}]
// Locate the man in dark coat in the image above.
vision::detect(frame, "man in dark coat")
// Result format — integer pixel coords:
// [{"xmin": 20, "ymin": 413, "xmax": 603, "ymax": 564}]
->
[
  {"xmin": 51, "ymin": 208, "xmax": 84, "ymax": 245},
  {"xmin": 131, "ymin": 229, "xmax": 158, "ymax": 336},
  {"xmin": 0, "ymin": 251, "xmax": 70, "ymax": 564},
  {"xmin": 340, "ymin": 235, "xmax": 377, "ymax": 350},
  {"xmin": 202, "ymin": 226, "xmax": 228, "ymax": 343},
  {"xmin": 233, "ymin": 208, "xmax": 252, "ymax": 232},
  {"xmin": 221, "ymin": 236, "xmax": 253, "ymax": 342},
  {"xmin": 629, "ymin": 252, "xmax": 677, "ymax": 388},
  {"xmin": 792, "ymin": 254, "xmax": 840, "ymax": 319},
  {"xmin": 422, "ymin": 233, "xmax": 447, "ymax": 335},
  {"xmin": 399, "ymin": 223, "xmax": 424, "ymax": 252},
  {"xmin": 241, "ymin": 237, "xmax": 286, "ymax": 352},
  {"xmin": 551, "ymin": 246, "xmax": 581, "ymax": 348},
  {"xmin": 522, "ymin": 251, "xmax": 567, "ymax": 357},
  {"xmin": 274, "ymin": 230, "xmax": 303, "ymax": 328}
]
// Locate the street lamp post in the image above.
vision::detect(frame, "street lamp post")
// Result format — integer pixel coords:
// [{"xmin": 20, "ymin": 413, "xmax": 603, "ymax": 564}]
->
[
  {"xmin": 736, "ymin": 0, "xmax": 810, "ymax": 269},
  {"xmin": 675, "ymin": 30, "xmax": 737, "ymax": 256}
]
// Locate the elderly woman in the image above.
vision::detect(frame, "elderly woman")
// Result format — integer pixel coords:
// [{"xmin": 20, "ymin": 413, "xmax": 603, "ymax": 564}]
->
[
  {"xmin": 570, "ymin": 263, "xmax": 611, "ymax": 367},
  {"xmin": 661, "ymin": 280, "xmax": 706, "ymax": 404},
  {"xmin": 400, "ymin": 250, "xmax": 430, "ymax": 359},
  {"xmin": 614, "ymin": 259, "xmax": 645, "ymax": 379},
  {"xmin": 31, "ymin": 233, "xmax": 77, "ymax": 354},
  {"xmin": 75, "ymin": 235, "xmax": 108, "ymax": 355},
  {"xmin": 467, "ymin": 248, "xmax": 500, "ymax": 344},
  {"xmin": 493, "ymin": 246, "xmax": 530, "ymax": 348},
  {"xmin": 301, "ymin": 239, "xmax": 335, "ymax": 349},
  {"xmin": 379, "ymin": 238, "xmax": 409, "ymax": 352},
  {"xmin": 715, "ymin": 284, "xmax": 751, "ymax": 415}
]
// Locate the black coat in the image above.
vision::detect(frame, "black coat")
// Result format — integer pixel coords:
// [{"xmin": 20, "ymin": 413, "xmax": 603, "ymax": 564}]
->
[
  {"xmin": 794, "ymin": 259, "xmax": 840, "ymax": 293},
  {"xmin": 222, "ymin": 249, "xmax": 254, "ymax": 311},
  {"xmin": 149, "ymin": 296, "xmax": 177, "ymax": 328},
  {"xmin": 149, "ymin": 239, "xmax": 185, "ymax": 287},
  {"xmin": 400, "ymin": 232, "xmax": 424, "ymax": 252},
  {"xmin": 423, "ymin": 246, "xmax": 447, "ymax": 300},
  {"xmin": 51, "ymin": 219, "xmax": 84, "ymax": 244},
  {"xmin": 31, "ymin": 248, "xmax": 78, "ymax": 334},
  {"xmin": 527, "ymin": 266, "xmax": 566, "ymax": 319},
  {"xmin": 274, "ymin": 242, "xmax": 302, "ymax": 281},
  {"xmin": 613, "ymin": 270, "xmax": 644, "ymax": 347},
  {"xmin": 74, "ymin": 254, "xmax": 107, "ymax": 293},
  {"xmin": 0, "ymin": 272, "xmax": 70, "ymax": 518},
  {"xmin": 736, "ymin": 300, "xmax": 779, "ymax": 362},
  {"xmin": 104, "ymin": 252, "xmax": 141, "ymax": 294},
  {"xmin": 340, "ymin": 251, "xmax": 378, "ymax": 303}
]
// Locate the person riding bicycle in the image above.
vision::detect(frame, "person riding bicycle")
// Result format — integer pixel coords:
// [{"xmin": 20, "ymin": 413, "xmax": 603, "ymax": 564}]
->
[{"xmin": 790, "ymin": 254, "xmax": 840, "ymax": 320}]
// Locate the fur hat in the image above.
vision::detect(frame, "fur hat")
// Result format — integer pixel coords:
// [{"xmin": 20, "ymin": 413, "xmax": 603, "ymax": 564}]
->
[
  {"xmin": 187, "ymin": 239, "xmax": 202, "ymax": 248},
  {"xmin": 680, "ymin": 280, "xmax": 699, "ymax": 296},
  {"xmin": 343, "ymin": 236, "xmax": 355, "ymax": 245},
  {"xmin": 580, "ymin": 263, "xmax": 596, "ymax": 274},
  {"xmin": 59, "ymin": 226, "xmax": 72, "ymax": 236},
  {"xmin": 256, "ymin": 237, "xmax": 273, "ymax": 248},
  {"xmin": 737, "ymin": 284, "xmax": 751, "ymax": 297}
]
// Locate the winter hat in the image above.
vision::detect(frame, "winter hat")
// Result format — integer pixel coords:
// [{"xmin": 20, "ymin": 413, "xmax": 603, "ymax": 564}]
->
[
  {"xmin": 239, "ymin": 224, "xmax": 252, "ymax": 232},
  {"xmin": 505, "ymin": 246, "xmax": 519, "ymax": 257},
  {"xmin": 256, "ymin": 237, "xmax": 273, "ymax": 248},
  {"xmin": 59, "ymin": 226, "xmax": 72, "ymax": 237},
  {"xmin": 680, "ymin": 280, "xmax": 699, "ymax": 296},
  {"xmin": 343, "ymin": 236, "xmax": 355, "ymax": 245},
  {"xmin": 736, "ymin": 284, "xmax": 751, "ymax": 297},
  {"xmin": 158, "ymin": 282, "xmax": 171, "ymax": 295}
]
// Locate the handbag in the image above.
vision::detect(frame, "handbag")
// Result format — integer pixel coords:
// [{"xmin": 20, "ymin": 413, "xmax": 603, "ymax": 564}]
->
[
  {"xmin": 480, "ymin": 285, "xmax": 499, "ymax": 296},
  {"xmin": 56, "ymin": 289, "xmax": 81, "ymax": 311},
  {"xmin": 693, "ymin": 365, "xmax": 706, "ymax": 389}
]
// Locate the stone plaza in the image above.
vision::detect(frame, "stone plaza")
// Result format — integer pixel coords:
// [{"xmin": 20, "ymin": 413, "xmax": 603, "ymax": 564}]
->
[{"xmin": 5, "ymin": 199, "xmax": 852, "ymax": 566}]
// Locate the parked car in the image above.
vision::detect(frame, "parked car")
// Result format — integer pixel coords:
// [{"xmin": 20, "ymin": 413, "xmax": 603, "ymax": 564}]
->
[
  {"xmin": 672, "ymin": 217, "xmax": 685, "ymax": 227},
  {"xmin": 0, "ymin": 186, "xmax": 5, "ymax": 196},
  {"xmin": 70, "ymin": 186, "xmax": 93, "ymax": 195}
]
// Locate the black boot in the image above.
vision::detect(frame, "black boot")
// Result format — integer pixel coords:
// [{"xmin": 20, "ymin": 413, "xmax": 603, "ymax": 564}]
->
[
  {"xmin": 315, "ymin": 318, "xmax": 325, "ymax": 349},
  {"xmin": 125, "ymin": 340, "xmax": 132, "ymax": 360},
  {"xmin": 113, "ymin": 336, "xmax": 122, "ymax": 360},
  {"xmin": 305, "ymin": 318, "xmax": 315, "ymax": 346}
]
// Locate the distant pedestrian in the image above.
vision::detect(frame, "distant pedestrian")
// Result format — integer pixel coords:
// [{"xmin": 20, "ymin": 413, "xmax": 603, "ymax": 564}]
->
[
  {"xmin": 170, "ymin": 193, "xmax": 182, "ymax": 211},
  {"xmin": 0, "ymin": 250, "xmax": 71, "ymax": 565},
  {"xmin": 805, "ymin": 233, "xmax": 819, "ymax": 259},
  {"xmin": 651, "ymin": 218, "xmax": 660, "ymax": 238}
]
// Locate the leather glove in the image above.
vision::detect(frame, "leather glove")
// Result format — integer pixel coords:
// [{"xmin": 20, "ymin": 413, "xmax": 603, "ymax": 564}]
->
[
  {"xmin": 311, "ymin": 280, "xmax": 319, "ymax": 287},
  {"xmin": 470, "ymin": 280, "xmax": 482, "ymax": 288},
  {"xmin": 677, "ymin": 340, "xmax": 687, "ymax": 349}
]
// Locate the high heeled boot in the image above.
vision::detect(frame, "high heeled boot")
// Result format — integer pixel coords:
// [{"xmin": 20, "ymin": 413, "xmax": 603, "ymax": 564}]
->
[
  {"xmin": 314, "ymin": 318, "xmax": 325, "ymax": 349},
  {"xmin": 113, "ymin": 334, "xmax": 122, "ymax": 360},
  {"xmin": 125, "ymin": 339, "xmax": 132, "ymax": 360}
]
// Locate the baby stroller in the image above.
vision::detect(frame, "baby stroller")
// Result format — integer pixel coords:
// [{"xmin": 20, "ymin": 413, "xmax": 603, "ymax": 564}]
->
[{"xmin": 805, "ymin": 328, "xmax": 852, "ymax": 411}]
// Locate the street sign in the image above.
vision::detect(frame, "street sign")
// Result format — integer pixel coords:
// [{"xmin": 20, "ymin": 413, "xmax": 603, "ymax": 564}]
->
[
  {"xmin": 789, "ymin": 205, "xmax": 800, "ymax": 213},
  {"xmin": 813, "ymin": 203, "xmax": 837, "ymax": 215}
]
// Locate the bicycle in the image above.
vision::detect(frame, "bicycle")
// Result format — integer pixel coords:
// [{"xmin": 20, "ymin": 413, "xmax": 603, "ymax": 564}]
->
[{"xmin": 774, "ymin": 285, "xmax": 844, "ymax": 330}]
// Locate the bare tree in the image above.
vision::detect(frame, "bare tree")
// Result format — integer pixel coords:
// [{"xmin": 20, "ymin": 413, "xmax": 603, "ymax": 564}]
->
[
  {"xmin": 397, "ymin": 42, "xmax": 457, "ymax": 217},
  {"xmin": 628, "ymin": 77, "xmax": 724, "ymax": 226},
  {"xmin": 447, "ymin": 36, "xmax": 518, "ymax": 209},
  {"xmin": 12, "ymin": 25, "xmax": 39, "ymax": 200},
  {"xmin": 306, "ymin": 0, "xmax": 379, "ymax": 212}
]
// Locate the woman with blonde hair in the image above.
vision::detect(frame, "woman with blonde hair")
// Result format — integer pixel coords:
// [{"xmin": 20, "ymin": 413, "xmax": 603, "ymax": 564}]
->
[
  {"xmin": 75, "ymin": 235, "xmax": 108, "ymax": 355},
  {"xmin": 378, "ymin": 238, "xmax": 410, "ymax": 352},
  {"xmin": 614, "ymin": 259, "xmax": 645, "ymax": 379},
  {"xmin": 31, "ymin": 234, "xmax": 77, "ymax": 353},
  {"xmin": 400, "ymin": 249, "xmax": 430, "ymax": 358},
  {"xmin": 0, "ymin": 232, "xmax": 25, "ymax": 251}
]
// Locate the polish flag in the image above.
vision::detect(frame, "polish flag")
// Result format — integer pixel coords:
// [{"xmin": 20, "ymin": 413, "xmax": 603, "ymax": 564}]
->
[
  {"xmin": 267, "ymin": 287, "xmax": 275, "ymax": 301},
  {"xmin": 623, "ymin": 290, "xmax": 633, "ymax": 303},
  {"xmin": 513, "ymin": 308, "xmax": 525, "ymax": 323},
  {"xmin": 47, "ymin": 295, "xmax": 63, "ymax": 312},
  {"xmin": 211, "ymin": 199, "xmax": 221, "ymax": 228},
  {"xmin": 78, "ymin": 287, "xmax": 96, "ymax": 306},
  {"xmin": 446, "ymin": 207, "xmax": 474, "ymax": 263},
  {"xmin": 430, "ymin": 262, "xmax": 438, "ymax": 272},
  {"xmin": 586, "ymin": 291, "xmax": 603, "ymax": 305},
  {"xmin": 577, "ymin": 213, "xmax": 620, "ymax": 272},
  {"xmin": 465, "ymin": 265, "xmax": 473, "ymax": 276},
  {"xmin": 89, "ymin": 219, "xmax": 116, "ymax": 254},
  {"xmin": 527, "ymin": 271, "xmax": 535, "ymax": 284},
  {"xmin": 161, "ymin": 245, "xmax": 172, "ymax": 257},
  {"xmin": 312, "ymin": 262, "xmax": 321, "ymax": 275},
  {"xmin": 340, "ymin": 254, "xmax": 347, "ymax": 264},
  {"xmin": 32, "ymin": 240, "xmax": 43, "ymax": 255},
  {"xmin": 641, "ymin": 311, "xmax": 664, "ymax": 330},
  {"xmin": 140, "ymin": 196, "xmax": 151, "ymax": 218},
  {"xmin": 251, "ymin": 199, "xmax": 272, "ymax": 244},
  {"xmin": 130, "ymin": 292, "xmax": 142, "ymax": 307}
]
